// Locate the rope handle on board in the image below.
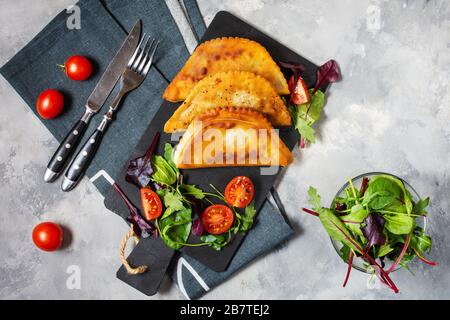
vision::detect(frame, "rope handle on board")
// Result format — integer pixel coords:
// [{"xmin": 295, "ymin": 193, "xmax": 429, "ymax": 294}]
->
[{"xmin": 119, "ymin": 224, "xmax": 148, "ymax": 275}]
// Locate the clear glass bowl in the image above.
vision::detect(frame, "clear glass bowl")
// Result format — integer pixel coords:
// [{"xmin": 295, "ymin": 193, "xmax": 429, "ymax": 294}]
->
[{"xmin": 330, "ymin": 172, "xmax": 426, "ymax": 273}]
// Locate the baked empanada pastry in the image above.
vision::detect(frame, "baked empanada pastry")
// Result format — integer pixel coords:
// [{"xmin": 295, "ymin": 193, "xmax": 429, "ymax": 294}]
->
[
  {"xmin": 164, "ymin": 71, "xmax": 291, "ymax": 133},
  {"xmin": 173, "ymin": 107, "xmax": 293, "ymax": 169},
  {"xmin": 163, "ymin": 37, "xmax": 289, "ymax": 102}
]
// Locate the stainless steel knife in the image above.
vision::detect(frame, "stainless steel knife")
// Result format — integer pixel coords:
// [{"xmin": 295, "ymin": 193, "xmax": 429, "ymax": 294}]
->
[{"xmin": 44, "ymin": 20, "xmax": 142, "ymax": 183}]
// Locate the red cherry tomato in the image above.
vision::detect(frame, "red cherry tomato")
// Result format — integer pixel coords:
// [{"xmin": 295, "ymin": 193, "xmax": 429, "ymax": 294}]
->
[
  {"xmin": 140, "ymin": 188, "xmax": 163, "ymax": 221},
  {"xmin": 201, "ymin": 204, "xmax": 234, "ymax": 235},
  {"xmin": 32, "ymin": 222, "xmax": 63, "ymax": 252},
  {"xmin": 288, "ymin": 75, "xmax": 310, "ymax": 105},
  {"xmin": 64, "ymin": 55, "xmax": 92, "ymax": 81},
  {"xmin": 36, "ymin": 89, "xmax": 64, "ymax": 119},
  {"xmin": 224, "ymin": 176, "xmax": 255, "ymax": 208}
]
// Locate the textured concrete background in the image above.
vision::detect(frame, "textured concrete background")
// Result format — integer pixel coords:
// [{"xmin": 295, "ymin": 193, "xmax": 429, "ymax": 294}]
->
[{"xmin": 1, "ymin": 0, "xmax": 449, "ymax": 299}]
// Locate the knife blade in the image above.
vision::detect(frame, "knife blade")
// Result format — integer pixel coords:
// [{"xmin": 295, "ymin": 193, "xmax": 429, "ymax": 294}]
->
[{"xmin": 44, "ymin": 20, "xmax": 142, "ymax": 183}]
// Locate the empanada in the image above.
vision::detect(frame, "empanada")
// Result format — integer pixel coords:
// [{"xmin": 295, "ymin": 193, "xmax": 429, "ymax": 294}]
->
[
  {"xmin": 164, "ymin": 71, "xmax": 291, "ymax": 133},
  {"xmin": 163, "ymin": 37, "xmax": 289, "ymax": 102},
  {"xmin": 173, "ymin": 107, "xmax": 293, "ymax": 169}
]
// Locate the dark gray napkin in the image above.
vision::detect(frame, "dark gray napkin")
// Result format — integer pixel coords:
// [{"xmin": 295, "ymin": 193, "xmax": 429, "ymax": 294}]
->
[{"xmin": 0, "ymin": 0, "xmax": 294, "ymax": 299}]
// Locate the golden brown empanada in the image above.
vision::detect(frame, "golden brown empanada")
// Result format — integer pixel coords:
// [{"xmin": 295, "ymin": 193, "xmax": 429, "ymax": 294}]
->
[
  {"xmin": 163, "ymin": 37, "xmax": 289, "ymax": 102},
  {"xmin": 173, "ymin": 107, "xmax": 293, "ymax": 169},
  {"xmin": 164, "ymin": 71, "xmax": 291, "ymax": 133}
]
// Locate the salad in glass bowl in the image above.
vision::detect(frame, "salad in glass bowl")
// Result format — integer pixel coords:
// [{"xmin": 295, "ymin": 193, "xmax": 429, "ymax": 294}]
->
[{"xmin": 303, "ymin": 172, "xmax": 437, "ymax": 293}]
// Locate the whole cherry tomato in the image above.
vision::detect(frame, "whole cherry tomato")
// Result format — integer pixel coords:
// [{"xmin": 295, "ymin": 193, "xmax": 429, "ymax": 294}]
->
[
  {"xmin": 36, "ymin": 89, "xmax": 64, "ymax": 119},
  {"xmin": 32, "ymin": 222, "xmax": 63, "ymax": 252},
  {"xmin": 64, "ymin": 55, "xmax": 93, "ymax": 81}
]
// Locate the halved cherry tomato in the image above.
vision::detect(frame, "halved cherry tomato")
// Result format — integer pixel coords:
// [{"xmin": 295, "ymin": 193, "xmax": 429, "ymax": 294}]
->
[
  {"xmin": 32, "ymin": 222, "xmax": 63, "ymax": 252},
  {"xmin": 36, "ymin": 89, "xmax": 64, "ymax": 119},
  {"xmin": 201, "ymin": 204, "xmax": 234, "ymax": 235},
  {"xmin": 140, "ymin": 188, "xmax": 163, "ymax": 221},
  {"xmin": 288, "ymin": 75, "xmax": 310, "ymax": 105},
  {"xmin": 64, "ymin": 55, "xmax": 93, "ymax": 81},
  {"xmin": 224, "ymin": 176, "xmax": 255, "ymax": 208}
]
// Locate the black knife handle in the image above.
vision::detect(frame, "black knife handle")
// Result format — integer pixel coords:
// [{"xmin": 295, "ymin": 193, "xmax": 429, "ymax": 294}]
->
[
  {"xmin": 44, "ymin": 115, "xmax": 92, "ymax": 182},
  {"xmin": 62, "ymin": 128, "xmax": 105, "ymax": 191}
]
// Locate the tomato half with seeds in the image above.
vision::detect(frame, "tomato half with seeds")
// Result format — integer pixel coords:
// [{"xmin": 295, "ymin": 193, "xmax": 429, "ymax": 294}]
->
[
  {"xmin": 288, "ymin": 75, "xmax": 310, "ymax": 105},
  {"xmin": 140, "ymin": 188, "xmax": 163, "ymax": 221},
  {"xmin": 224, "ymin": 176, "xmax": 255, "ymax": 208},
  {"xmin": 201, "ymin": 205, "xmax": 234, "ymax": 235}
]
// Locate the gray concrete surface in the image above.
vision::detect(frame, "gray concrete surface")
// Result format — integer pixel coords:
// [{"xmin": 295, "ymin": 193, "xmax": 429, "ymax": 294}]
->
[{"xmin": 1, "ymin": 0, "xmax": 449, "ymax": 299}]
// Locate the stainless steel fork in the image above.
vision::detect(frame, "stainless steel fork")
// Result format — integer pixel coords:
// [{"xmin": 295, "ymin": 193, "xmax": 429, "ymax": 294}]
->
[{"xmin": 62, "ymin": 35, "xmax": 159, "ymax": 191}]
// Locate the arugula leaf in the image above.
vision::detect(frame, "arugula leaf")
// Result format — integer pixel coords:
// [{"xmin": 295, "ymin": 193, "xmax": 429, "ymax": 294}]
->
[
  {"xmin": 151, "ymin": 155, "xmax": 178, "ymax": 185},
  {"xmin": 308, "ymin": 186, "xmax": 322, "ymax": 211},
  {"xmin": 179, "ymin": 184, "xmax": 205, "ymax": 199},
  {"xmin": 160, "ymin": 191, "xmax": 185, "ymax": 219},
  {"xmin": 200, "ymin": 234, "xmax": 228, "ymax": 251},
  {"xmin": 240, "ymin": 201, "xmax": 256, "ymax": 232}
]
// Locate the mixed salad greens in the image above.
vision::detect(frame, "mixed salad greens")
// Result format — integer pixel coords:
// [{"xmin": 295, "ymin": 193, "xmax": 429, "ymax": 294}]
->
[
  {"xmin": 303, "ymin": 174, "xmax": 437, "ymax": 293},
  {"xmin": 281, "ymin": 59, "xmax": 340, "ymax": 148},
  {"xmin": 125, "ymin": 135, "xmax": 257, "ymax": 251}
]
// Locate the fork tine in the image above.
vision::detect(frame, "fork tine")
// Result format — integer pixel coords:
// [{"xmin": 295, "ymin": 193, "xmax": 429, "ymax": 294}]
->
[
  {"xmin": 132, "ymin": 35, "xmax": 150, "ymax": 70},
  {"xmin": 142, "ymin": 41, "xmax": 159, "ymax": 76},
  {"xmin": 128, "ymin": 33, "xmax": 146, "ymax": 67},
  {"xmin": 137, "ymin": 38, "xmax": 155, "ymax": 74}
]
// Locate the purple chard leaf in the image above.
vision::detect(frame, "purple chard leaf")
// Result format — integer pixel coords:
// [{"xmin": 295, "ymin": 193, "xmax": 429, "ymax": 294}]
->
[
  {"xmin": 312, "ymin": 59, "xmax": 341, "ymax": 94},
  {"xmin": 362, "ymin": 212, "xmax": 386, "ymax": 249},
  {"xmin": 192, "ymin": 218, "xmax": 204, "ymax": 237},
  {"xmin": 279, "ymin": 61, "xmax": 305, "ymax": 77},
  {"xmin": 112, "ymin": 183, "xmax": 155, "ymax": 238},
  {"xmin": 125, "ymin": 132, "xmax": 161, "ymax": 189}
]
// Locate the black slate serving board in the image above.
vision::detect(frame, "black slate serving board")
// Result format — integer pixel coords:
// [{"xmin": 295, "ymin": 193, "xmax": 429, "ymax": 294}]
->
[{"xmin": 104, "ymin": 11, "xmax": 327, "ymax": 294}]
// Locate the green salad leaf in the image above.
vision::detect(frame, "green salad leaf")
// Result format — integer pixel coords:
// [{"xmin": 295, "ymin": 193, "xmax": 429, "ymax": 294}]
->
[
  {"xmin": 152, "ymin": 155, "xmax": 178, "ymax": 185},
  {"xmin": 304, "ymin": 174, "xmax": 436, "ymax": 291},
  {"xmin": 152, "ymin": 143, "xmax": 257, "ymax": 251},
  {"xmin": 289, "ymin": 89, "xmax": 325, "ymax": 145},
  {"xmin": 179, "ymin": 184, "xmax": 206, "ymax": 199},
  {"xmin": 307, "ymin": 186, "xmax": 322, "ymax": 211},
  {"xmin": 412, "ymin": 197, "xmax": 430, "ymax": 216},
  {"xmin": 160, "ymin": 190, "xmax": 185, "ymax": 219},
  {"xmin": 384, "ymin": 214, "xmax": 415, "ymax": 235},
  {"xmin": 240, "ymin": 201, "xmax": 256, "ymax": 232}
]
